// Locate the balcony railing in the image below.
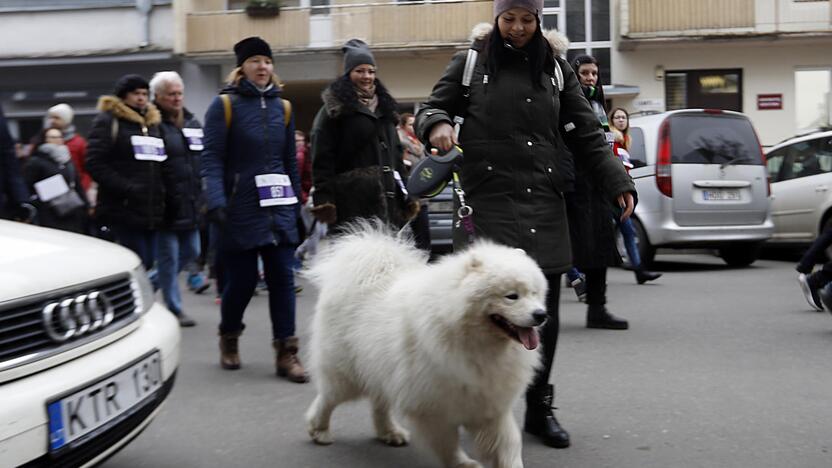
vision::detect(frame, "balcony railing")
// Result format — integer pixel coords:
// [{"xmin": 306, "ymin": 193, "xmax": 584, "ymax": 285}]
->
[
  {"xmin": 622, "ymin": 0, "xmax": 755, "ymax": 37},
  {"xmin": 181, "ymin": 0, "xmax": 493, "ymax": 55},
  {"xmin": 621, "ymin": 0, "xmax": 832, "ymax": 40}
]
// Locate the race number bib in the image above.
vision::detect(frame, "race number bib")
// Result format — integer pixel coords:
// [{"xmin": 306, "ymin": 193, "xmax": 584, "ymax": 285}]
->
[
  {"xmin": 255, "ymin": 173, "xmax": 298, "ymax": 207},
  {"xmin": 182, "ymin": 128, "xmax": 204, "ymax": 151},
  {"xmin": 130, "ymin": 135, "xmax": 167, "ymax": 162}
]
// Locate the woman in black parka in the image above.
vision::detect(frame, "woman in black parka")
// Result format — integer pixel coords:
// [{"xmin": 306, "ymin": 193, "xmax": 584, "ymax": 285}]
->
[
  {"xmin": 86, "ymin": 74, "xmax": 176, "ymax": 272},
  {"xmin": 416, "ymin": 0, "xmax": 636, "ymax": 450},
  {"xmin": 310, "ymin": 39, "xmax": 418, "ymax": 231}
]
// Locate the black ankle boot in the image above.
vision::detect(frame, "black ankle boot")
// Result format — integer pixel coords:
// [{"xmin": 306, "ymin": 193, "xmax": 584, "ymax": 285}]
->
[
  {"xmin": 587, "ymin": 305, "xmax": 629, "ymax": 330},
  {"xmin": 524, "ymin": 384, "xmax": 570, "ymax": 448},
  {"xmin": 635, "ymin": 268, "xmax": 662, "ymax": 284}
]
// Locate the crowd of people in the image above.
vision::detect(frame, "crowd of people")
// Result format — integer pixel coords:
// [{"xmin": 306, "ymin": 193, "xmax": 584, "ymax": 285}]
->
[{"xmin": 0, "ymin": 0, "xmax": 667, "ymax": 448}]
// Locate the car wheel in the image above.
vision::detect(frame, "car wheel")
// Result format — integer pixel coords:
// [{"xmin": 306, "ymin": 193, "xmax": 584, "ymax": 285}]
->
[
  {"xmin": 719, "ymin": 242, "xmax": 762, "ymax": 267},
  {"xmin": 632, "ymin": 218, "xmax": 656, "ymax": 268}
]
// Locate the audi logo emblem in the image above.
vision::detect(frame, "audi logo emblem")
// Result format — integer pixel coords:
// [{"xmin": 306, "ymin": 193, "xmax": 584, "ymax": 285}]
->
[{"xmin": 42, "ymin": 291, "xmax": 114, "ymax": 343}]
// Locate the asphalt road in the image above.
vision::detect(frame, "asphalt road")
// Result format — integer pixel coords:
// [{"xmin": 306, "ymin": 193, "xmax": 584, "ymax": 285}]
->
[{"xmin": 104, "ymin": 251, "xmax": 832, "ymax": 468}]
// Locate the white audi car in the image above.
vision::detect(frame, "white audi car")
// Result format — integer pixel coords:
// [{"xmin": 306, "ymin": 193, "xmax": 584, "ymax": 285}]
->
[{"xmin": 0, "ymin": 220, "xmax": 180, "ymax": 467}]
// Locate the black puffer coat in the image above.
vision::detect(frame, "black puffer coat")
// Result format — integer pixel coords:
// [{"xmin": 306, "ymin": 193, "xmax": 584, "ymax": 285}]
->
[
  {"xmin": 157, "ymin": 107, "xmax": 205, "ymax": 231},
  {"xmin": 86, "ymin": 96, "xmax": 176, "ymax": 230},
  {"xmin": 311, "ymin": 75, "xmax": 413, "ymax": 230},
  {"xmin": 416, "ymin": 27, "xmax": 634, "ymax": 274}
]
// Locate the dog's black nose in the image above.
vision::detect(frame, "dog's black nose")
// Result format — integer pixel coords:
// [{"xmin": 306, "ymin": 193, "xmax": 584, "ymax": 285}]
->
[{"xmin": 532, "ymin": 309, "xmax": 547, "ymax": 325}]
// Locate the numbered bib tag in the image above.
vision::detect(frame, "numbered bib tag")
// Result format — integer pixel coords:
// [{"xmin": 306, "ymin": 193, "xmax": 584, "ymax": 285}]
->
[
  {"xmin": 393, "ymin": 170, "xmax": 408, "ymax": 197},
  {"xmin": 130, "ymin": 135, "xmax": 167, "ymax": 162},
  {"xmin": 33, "ymin": 174, "xmax": 70, "ymax": 202},
  {"xmin": 255, "ymin": 173, "xmax": 298, "ymax": 207},
  {"xmin": 182, "ymin": 128, "xmax": 204, "ymax": 151}
]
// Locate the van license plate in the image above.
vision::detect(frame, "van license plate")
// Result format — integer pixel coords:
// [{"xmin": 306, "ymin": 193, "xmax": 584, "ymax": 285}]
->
[
  {"xmin": 703, "ymin": 190, "xmax": 740, "ymax": 201},
  {"xmin": 47, "ymin": 351, "xmax": 162, "ymax": 452}
]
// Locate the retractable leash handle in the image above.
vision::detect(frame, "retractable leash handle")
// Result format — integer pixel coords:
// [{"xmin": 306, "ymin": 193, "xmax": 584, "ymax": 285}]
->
[{"xmin": 405, "ymin": 145, "xmax": 464, "ymax": 198}]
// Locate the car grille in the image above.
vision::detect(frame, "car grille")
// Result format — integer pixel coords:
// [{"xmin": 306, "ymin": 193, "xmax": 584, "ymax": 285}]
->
[
  {"xmin": 20, "ymin": 371, "xmax": 176, "ymax": 468},
  {"xmin": 0, "ymin": 274, "xmax": 138, "ymax": 368}
]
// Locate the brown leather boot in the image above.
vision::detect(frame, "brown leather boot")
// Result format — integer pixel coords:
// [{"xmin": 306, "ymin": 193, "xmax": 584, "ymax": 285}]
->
[
  {"xmin": 219, "ymin": 331, "xmax": 242, "ymax": 370},
  {"xmin": 273, "ymin": 337, "xmax": 309, "ymax": 383}
]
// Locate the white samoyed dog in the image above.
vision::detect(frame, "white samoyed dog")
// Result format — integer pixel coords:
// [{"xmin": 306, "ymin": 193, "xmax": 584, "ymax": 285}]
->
[{"xmin": 304, "ymin": 221, "xmax": 548, "ymax": 468}]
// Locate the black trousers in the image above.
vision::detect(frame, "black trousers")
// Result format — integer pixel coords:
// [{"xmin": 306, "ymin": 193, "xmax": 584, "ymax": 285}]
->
[{"xmin": 529, "ymin": 273, "xmax": 562, "ymax": 390}]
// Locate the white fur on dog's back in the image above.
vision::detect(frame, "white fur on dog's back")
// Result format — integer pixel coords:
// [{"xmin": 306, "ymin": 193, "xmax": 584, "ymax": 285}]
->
[{"xmin": 305, "ymin": 219, "xmax": 427, "ymax": 294}]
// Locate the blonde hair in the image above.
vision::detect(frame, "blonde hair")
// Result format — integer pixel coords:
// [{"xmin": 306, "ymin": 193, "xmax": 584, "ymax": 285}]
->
[{"xmin": 225, "ymin": 66, "xmax": 283, "ymax": 88}]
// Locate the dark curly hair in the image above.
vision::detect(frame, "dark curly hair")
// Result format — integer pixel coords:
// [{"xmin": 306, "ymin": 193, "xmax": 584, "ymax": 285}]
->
[{"xmin": 329, "ymin": 74, "xmax": 398, "ymax": 121}]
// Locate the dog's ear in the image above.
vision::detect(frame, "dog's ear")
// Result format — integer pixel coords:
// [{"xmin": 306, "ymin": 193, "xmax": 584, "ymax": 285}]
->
[{"xmin": 466, "ymin": 252, "xmax": 483, "ymax": 272}]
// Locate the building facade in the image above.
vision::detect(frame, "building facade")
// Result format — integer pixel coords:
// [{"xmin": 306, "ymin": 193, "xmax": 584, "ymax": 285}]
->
[
  {"xmin": 1, "ymin": 0, "xmax": 829, "ymax": 147},
  {"xmin": 611, "ymin": 0, "xmax": 832, "ymax": 146},
  {"xmin": 0, "ymin": 0, "xmax": 178, "ymax": 142}
]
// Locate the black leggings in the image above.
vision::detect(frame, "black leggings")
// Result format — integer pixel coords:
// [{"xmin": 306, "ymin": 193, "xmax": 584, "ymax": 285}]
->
[{"xmin": 529, "ymin": 273, "xmax": 562, "ymax": 390}]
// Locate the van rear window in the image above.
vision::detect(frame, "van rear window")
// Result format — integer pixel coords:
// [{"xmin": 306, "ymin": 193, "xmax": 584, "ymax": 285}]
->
[{"xmin": 669, "ymin": 114, "xmax": 762, "ymax": 165}]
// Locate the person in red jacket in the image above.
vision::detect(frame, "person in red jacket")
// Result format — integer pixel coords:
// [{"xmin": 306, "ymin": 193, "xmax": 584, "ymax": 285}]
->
[{"xmin": 47, "ymin": 104, "xmax": 92, "ymax": 198}]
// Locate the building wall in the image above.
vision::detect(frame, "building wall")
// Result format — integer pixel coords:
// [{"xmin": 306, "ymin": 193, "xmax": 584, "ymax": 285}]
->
[
  {"xmin": 611, "ymin": 40, "xmax": 832, "ymax": 146},
  {"xmin": 0, "ymin": 6, "xmax": 173, "ymax": 57}
]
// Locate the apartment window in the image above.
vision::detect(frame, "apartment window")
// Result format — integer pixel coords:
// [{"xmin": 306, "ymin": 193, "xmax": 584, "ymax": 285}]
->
[
  {"xmin": 795, "ymin": 69, "xmax": 832, "ymax": 130},
  {"xmin": 543, "ymin": 0, "xmax": 565, "ymax": 34},
  {"xmin": 564, "ymin": 0, "xmax": 612, "ymax": 84},
  {"xmin": 664, "ymin": 69, "xmax": 743, "ymax": 112}
]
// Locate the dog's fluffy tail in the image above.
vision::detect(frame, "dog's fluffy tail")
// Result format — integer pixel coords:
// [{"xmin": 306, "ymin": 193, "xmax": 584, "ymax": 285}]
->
[{"xmin": 305, "ymin": 219, "xmax": 427, "ymax": 293}]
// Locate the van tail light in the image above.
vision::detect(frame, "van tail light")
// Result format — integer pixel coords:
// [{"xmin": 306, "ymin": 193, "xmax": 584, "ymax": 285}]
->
[{"xmin": 656, "ymin": 119, "xmax": 673, "ymax": 197}]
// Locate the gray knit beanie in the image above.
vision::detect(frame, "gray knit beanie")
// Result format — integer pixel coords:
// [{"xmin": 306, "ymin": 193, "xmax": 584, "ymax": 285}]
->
[
  {"xmin": 493, "ymin": 0, "xmax": 543, "ymax": 18},
  {"xmin": 342, "ymin": 39, "xmax": 376, "ymax": 75}
]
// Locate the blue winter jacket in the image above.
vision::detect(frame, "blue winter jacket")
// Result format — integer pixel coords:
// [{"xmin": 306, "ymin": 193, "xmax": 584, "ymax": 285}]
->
[{"xmin": 201, "ymin": 79, "xmax": 300, "ymax": 251}]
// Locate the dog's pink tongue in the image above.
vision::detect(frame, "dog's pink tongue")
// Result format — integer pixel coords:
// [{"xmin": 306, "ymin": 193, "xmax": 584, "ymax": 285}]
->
[{"xmin": 517, "ymin": 327, "xmax": 539, "ymax": 350}]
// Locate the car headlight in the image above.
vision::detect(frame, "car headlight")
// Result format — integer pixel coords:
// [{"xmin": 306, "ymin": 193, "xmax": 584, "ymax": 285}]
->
[{"xmin": 130, "ymin": 264, "xmax": 155, "ymax": 315}]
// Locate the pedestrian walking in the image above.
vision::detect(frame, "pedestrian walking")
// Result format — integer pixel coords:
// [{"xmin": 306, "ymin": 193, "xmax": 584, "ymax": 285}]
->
[
  {"xmin": 85, "ymin": 74, "xmax": 176, "ymax": 275},
  {"xmin": 201, "ymin": 36, "xmax": 308, "ymax": 382},
  {"xmin": 309, "ymin": 39, "xmax": 419, "ymax": 232},
  {"xmin": 609, "ymin": 107, "xmax": 661, "ymax": 284},
  {"xmin": 796, "ymin": 225, "xmax": 832, "ymax": 311},
  {"xmin": 0, "ymin": 103, "xmax": 34, "ymax": 222},
  {"xmin": 565, "ymin": 54, "xmax": 631, "ymax": 330},
  {"xmin": 397, "ymin": 113, "xmax": 431, "ymax": 251},
  {"xmin": 22, "ymin": 128, "xmax": 88, "ymax": 233},
  {"xmin": 415, "ymin": 1, "xmax": 635, "ymax": 449},
  {"xmin": 47, "ymin": 103, "xmax": 92, "ymax": 200},
  {"xmin": 150, "ymin": 71, "xmax": 207, "ymax": 327}
]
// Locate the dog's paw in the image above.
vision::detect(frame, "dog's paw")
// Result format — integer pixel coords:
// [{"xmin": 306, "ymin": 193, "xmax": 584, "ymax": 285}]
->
[
  {"xmin": 378, "ymin": 427, "xmax": 410, "ymax": 447},
  {"xmin": 309, "ymin": 428, "xmax": 334, "ymax": 445}
]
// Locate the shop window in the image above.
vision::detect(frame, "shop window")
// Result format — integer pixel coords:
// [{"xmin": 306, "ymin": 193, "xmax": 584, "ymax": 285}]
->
[
  {"xmin": 795, "ymin": 69, "xmax": 831, "ymax": 131},
  {"xmin": 665, "ymin": 69, "xmax": 742, "ymax": 112}
]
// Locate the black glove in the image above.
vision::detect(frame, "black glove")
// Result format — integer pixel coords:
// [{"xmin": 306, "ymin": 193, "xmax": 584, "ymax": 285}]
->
[
  {"xmin": 206, "ymin": 206, "xmax": 227, "ymax": 226},
  {"xmin": 13, "ymin": 203, "xmax": 36, "ymax": 223}
]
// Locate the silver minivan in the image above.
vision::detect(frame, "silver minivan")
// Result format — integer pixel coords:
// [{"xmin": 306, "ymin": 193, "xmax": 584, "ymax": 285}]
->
[{"xmin": 627, "ymin": 109, "xmax": 773, "ymax": 266}]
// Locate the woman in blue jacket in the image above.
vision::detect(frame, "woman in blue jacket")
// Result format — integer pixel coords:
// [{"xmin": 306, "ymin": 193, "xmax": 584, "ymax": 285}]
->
[{"xmin": 201, "ymin": 37, "xmax": 307, "ymax": 383}]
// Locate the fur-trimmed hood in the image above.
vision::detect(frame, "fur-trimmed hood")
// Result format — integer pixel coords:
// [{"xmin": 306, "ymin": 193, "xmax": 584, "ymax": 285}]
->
[
  {"xmin": 96, "ymin": 95, "xmax": 161, "ymax": 127},
  {"xmin": 468, "ymin": 22, "xmax": 570, "ymax": 56},
  {"xmin": 320, "ymin": 76, "xmax": 397, "ymax": 120}
]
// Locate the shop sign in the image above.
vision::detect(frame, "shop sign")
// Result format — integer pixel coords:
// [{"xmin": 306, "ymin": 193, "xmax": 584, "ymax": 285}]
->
[{"xmin": 757, "ymin": 94, "xmax": 783, "ymax": 110}]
